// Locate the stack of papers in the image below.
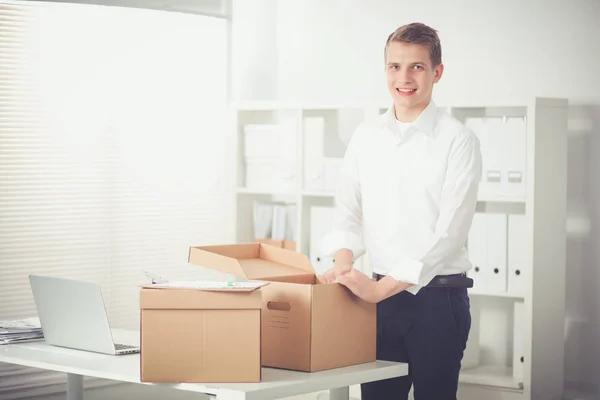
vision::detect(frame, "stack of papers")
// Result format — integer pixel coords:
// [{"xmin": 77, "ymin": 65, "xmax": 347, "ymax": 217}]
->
[
  {"xmin": 0, "ymin": 317, "xmax": 44, "ymax": 345},
  {"xmin": 149, "ymin": 280, "xmax": 269, "ymax": 291}
]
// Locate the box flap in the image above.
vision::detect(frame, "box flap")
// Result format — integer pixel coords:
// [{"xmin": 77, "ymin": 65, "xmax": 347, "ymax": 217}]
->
[
  {"xmin": 257, "ymin": 244, "xmax": 314, "ymax": 274},
  {"xmin": 140, "ymin": 286, "xmax": 262, "ymax": 310},
  {"xmin": 188, "ymin": 244, "xmax": 252, "ymax": 277},
  {"xmin": 189, "ymin": 243, "xmax": 315, "ymax": 281}
]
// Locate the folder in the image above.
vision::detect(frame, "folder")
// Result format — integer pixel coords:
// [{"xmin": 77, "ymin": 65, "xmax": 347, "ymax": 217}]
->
[
  {"xmin": 505, "ymin": 117, "xmax": 527, "ymax": 198},
  {"xmin": 467, "ymin": 212, "xmax": 508, "ymax": 293},
  {"xmin": 467, "ymin": 212, "xmax": 487, "ymax": 292},
  {"xmin": 507, "ymin": 214, "xmax": 527, "ymax": 296},
  {"xmin": 485, "ymin": 212, "xmax": 508, "ymax": 293}
]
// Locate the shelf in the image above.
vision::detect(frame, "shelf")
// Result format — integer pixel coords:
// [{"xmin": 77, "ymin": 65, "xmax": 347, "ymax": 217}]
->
[
  {"xmin": 477, "ymin": 194, "xmax": 527, "ymax": 204},
  {"xmin": 230, "ymin": 101, "xmax": 301, "ymax": 111},
  {"xmin": 232, "ymin": 98, "xmax": 569, "ymax": 400},
  {"xmin": 231, "ymin": 101, "xmax": 391, "ymax": 111},
  {"xmin": 302, "ymin": 191, "xmax": 335, "ymax": 198},
  {"xmin": 299, "ymin": 191, "xmax": 527, "ymax": 203},
  {"xmin": 236, "ymin": 187, "xmax": 297, "ymax": 197},
  {"xmin": 459, "ymin": 365, "xmax": 523, "ymax": 391}
]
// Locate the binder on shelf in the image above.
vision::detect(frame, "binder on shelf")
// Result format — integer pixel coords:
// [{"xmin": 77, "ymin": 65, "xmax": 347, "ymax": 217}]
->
[
  {"xmin": 465, "ymin": 116, "xmax": 528, "ymax": 201},
  {"xmin": 486, "ymin": 213, "xmax": 508, "ymax": 293},
  {"xmin": 271, "ymin": 204, "xmax": 287, "ymax": 241},
  {"xmin": 467, "ymin": 212, "xmax": 508, "ymax": 293},
  {"xmin": 507, "ymin": 213, "xmax": 527, "ymax": 296},
  {"xmin": 253, "ymin": 201, "xmax": 296, "ymax": 251},
  {"xmin": 505, "ymin": 117, "xmax": 527, "ymax": 198},
  {"xmin": 252, "ymin": 201, "xmax": 273, "ymax": 239}
]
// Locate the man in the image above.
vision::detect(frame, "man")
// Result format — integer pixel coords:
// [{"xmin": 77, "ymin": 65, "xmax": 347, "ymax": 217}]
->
[{"xmin": 320, "ymin": 22, "xmax": 482, "ymax": 400}]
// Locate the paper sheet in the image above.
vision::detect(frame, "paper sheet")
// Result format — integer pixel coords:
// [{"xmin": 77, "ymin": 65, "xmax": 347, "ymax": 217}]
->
[{"xmin": 149, "ymin": 280, "xmax": 268, "ymax": 291}]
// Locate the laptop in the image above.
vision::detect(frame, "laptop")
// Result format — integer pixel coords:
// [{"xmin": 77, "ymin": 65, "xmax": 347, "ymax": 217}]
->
[{"xmin": 28, "ymin": 274, "xmax": 140, "ymax": 355}]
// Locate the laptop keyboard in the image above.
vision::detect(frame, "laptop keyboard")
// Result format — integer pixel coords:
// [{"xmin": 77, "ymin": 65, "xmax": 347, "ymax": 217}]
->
[{"xmin": 114, "ymin": 343, "xmax": 138, "ymax": 351}]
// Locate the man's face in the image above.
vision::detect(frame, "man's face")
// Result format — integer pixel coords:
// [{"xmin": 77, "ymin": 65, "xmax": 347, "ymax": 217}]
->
[{"xmin": 385, "ymin": 41, "xmax": 443, "ymax": 112}]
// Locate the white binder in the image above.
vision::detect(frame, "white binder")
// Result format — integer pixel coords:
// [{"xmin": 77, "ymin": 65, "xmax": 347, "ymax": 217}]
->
[
  {"xmin": 467, "ymin": 212, "xmax": 487, "ymax": 291},
  {"xmin": 505, "ymin": 117, "xmax": 527, "ymax": 199},
  {"xmin": 467, "ymin": 212, "xmax": 508, "ymax": 293},
  {"xmin": 507, "ymin": 213, "xmax": 527, "ymax": 296},
  {"xmin": 485, "ymin": 213, "xmax": 508, "ymax": 292}
]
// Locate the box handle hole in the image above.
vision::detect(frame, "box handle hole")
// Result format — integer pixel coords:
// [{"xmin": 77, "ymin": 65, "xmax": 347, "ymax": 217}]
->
[{"xmin": 267, "ymin": 301, "xmax": 291, "ymax": 311}]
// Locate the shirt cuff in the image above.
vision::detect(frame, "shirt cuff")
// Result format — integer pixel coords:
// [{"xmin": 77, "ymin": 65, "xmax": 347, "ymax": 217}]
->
[
  {"xmin": 387, "ymin": 258, "xmax": 425, "ymax": 286},
  {"xmin": 320, "ymin": 230, "xmax": 366, "ymax": 261}
]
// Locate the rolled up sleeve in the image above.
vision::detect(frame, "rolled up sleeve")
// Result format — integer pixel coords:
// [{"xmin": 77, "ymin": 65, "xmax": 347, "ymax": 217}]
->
[
  {"xmin": 320, "ymin": 129, "xmax": 366, "ymax": 260},
  {"xmin": 387, "ymin": 129, "xmax": 482, "ymax": 286}
]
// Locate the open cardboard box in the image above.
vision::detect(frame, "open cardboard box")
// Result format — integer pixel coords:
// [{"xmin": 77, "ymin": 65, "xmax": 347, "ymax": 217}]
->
[
  {"xmin": 188, "ymin": 242, "xmax": 376, "ymax": 372},
  {"xmin": 254, "ymin": 238, "xmax": 296, "ymax": 251},
  {"xmin": 139, "ymin": 282, "xmax": 263, "ymax": 383}
]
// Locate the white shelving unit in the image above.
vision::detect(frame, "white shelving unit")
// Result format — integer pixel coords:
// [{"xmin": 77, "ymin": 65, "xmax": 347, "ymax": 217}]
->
[
  {"xmin": 229, "ymin": 98, "xmax": 568, "ymax": 400},
  {"xmin": 454, "ymin": 98, "xmax": 568, "ymax": 400}
]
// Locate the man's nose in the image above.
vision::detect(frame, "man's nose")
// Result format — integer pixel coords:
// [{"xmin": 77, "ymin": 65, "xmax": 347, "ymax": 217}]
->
[{"xmin": 398, "ymin": 69, "xmax": 411, "ymax": 83}]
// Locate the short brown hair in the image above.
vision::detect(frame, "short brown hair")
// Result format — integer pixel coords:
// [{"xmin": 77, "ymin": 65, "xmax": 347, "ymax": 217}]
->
[{"xmin": 385, "ymin": 22, "xmax": 442, "ymax": 67}]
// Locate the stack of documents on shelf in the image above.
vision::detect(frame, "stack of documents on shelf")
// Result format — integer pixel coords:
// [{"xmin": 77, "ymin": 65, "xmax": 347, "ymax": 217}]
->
[
  {"xmin": 0, "ymin": 317, "xmax": 44, "ymax": 345},
  {"xmin": 253, "ymin": 201, "xmax": 274, "ymax": 239},
  {"xmin": 243, "ymin": 120, "xmax": 297, "ymax": 192},
  {"xmin": 270, "ymin": 203, "xmax": 288, "ymax": 240},
  {"xmin": 252, "ymin": 201, "xmax": 296, "ymax": 249}
]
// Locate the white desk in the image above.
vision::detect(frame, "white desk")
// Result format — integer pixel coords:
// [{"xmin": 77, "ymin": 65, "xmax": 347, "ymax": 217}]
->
[{"xmin": 0, "ymin": 330, "xmax": 408, "ymax": 400}]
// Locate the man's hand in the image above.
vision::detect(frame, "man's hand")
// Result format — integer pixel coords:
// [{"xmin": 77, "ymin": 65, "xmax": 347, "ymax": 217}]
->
[
  {"xmin": 319, "ymin": 248, "xmax": 354, "ymax": 284},
  {"xmin": 337, "ymin": 271, "xmax": 415, "ymax": 303},
  {"xmin": 336, "ymin": 269, "xmax": 382, "ymax": 303},
  {"xmin": 320, "ymin": 263, "xmax": 353, "ymax": 284}
]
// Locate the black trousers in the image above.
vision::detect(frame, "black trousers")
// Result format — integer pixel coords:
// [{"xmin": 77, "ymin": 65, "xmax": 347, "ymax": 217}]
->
[{"xmin": 361, "ymin": 286, "xmax": 471, "ymax": 400}]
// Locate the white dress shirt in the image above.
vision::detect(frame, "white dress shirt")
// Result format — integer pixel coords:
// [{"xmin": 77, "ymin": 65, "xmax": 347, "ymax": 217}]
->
[{"xmin": 321, "ymin": 100, "xmax": 482, "ymax": 294}]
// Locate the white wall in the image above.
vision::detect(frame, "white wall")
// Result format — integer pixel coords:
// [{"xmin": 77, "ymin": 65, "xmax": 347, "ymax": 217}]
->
[
  {"xmin": 232, "ymin": 0, "xmax": 600, "ymax": 393},
  {"xmin": 234, "ymin": 0, "xmax": 600, "ymax": 107}
]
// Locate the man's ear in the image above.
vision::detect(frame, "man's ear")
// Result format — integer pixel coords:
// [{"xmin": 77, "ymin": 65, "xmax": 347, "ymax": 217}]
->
[{"xmin": 433, "ymin": 63, "xmax": 444, "ymax": 83}]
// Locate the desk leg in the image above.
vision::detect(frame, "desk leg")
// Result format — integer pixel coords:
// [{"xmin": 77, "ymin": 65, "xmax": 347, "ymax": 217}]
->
[
  {"xmin": 329, "ymin": 386, "xmax": 349, "ymax": 400},
  {"xmin": 66, "ymin": 373, "xmax": 83, "ymax": 400}
]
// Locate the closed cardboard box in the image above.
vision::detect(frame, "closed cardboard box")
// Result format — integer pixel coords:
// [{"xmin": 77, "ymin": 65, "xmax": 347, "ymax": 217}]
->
[
  {"xmin": 139, "ymin": 286, "xmax": 262, "ymax": 383},
  {"xmin": 188, "ymin": 242, "xmax": 376, "ymax": 372}
]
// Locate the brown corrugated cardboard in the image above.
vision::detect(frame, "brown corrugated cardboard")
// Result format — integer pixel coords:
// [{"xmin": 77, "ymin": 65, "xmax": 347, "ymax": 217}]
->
[
  {"xmin": 139, "ymin": 286, "xmax": 262, "ymax": 383},
  {"xmin": 254, "ymin": 238, "xmax": 297, "ymax": 251},
  {"xmin": 188, "ymin": 243, "xmax": 376, "ymax": 372}
]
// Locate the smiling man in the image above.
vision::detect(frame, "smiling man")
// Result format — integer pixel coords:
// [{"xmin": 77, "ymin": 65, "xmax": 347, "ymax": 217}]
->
[{"xmin": 319, "ymin": 23, "xmax": 483, "ymax": 400}]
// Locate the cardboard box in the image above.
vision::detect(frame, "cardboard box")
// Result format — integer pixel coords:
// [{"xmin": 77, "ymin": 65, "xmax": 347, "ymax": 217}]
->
[
  {"xmin": 188, "ymin": 242, "xmax": 376, "ymax": 372},
  {"xmin": 139, "ymin": 285, "xmax": 262, "ymax": 383},
  {"xmin": 254, "ymin": 238, "xmax": 296, "ymax": 251}
]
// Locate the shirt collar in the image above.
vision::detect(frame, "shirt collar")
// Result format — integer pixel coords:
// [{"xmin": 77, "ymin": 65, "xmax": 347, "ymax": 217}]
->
[{"xmin": 381, "ymin": 99, "xmax": 439, "ymax": 137}]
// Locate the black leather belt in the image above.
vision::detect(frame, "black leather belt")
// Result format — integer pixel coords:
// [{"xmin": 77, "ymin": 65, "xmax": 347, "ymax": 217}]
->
[{"xmin": 373, "ymin": 273, "xmax": 473, "ymax": 288}]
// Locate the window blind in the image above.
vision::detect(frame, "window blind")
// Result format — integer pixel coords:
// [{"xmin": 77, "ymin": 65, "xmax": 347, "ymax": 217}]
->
[
  {"xmin": 43, "ymin": 0, "xmax": 230, "ymax": 18},
  {"xmin": 0, "ymin": 1, "xmax": 231, "ymax": 397}
]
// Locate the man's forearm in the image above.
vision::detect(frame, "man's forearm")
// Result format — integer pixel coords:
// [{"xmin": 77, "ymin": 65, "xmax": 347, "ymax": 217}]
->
[
  {"xmin": 334, "ymin": 248, "xmax": 354, "ymax": 266},
  {"xmin": 376, "ymin": 275, "xmax": 414, "ymax": 300}
]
